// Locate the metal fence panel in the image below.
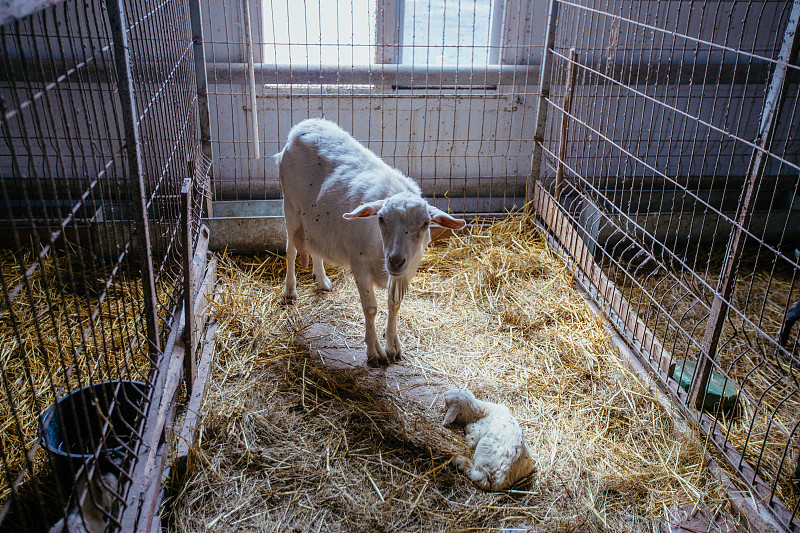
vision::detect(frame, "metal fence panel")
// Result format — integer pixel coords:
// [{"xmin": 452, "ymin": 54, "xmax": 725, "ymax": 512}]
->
[
  {"xmin": 0, "ymin": 0, "xmax": 205, "ymax": 530},
  {"xmin": 531, "ymin": 0, "xmax": 800, "ymax": 529},
  {"xmin": 202, "ymin": 0, "xmax": 547, "ymax": 218}
]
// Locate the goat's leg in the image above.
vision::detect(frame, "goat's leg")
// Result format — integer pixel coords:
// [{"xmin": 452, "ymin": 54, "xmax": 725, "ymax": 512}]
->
[
  {"xmin": 354, "ymin": 274, "xmax": 388, "ymax": 367},
  {"xmin": 453, "ymin": 455, "xmax": 492, "ymax": 491},
  {"xmin": 385, "ymin": 278, "xmax": 404, "ymax": 362},
  {"xmin": 282, "ymin": 237, "xmax": 298, "ymax": 302},
  {"xmin": 282, "ymin": 213, "xmax": 307, "ymax": 302},
  {"xmin": 312, "ymin": 256, "xmax": 332, "ymax": 292}
]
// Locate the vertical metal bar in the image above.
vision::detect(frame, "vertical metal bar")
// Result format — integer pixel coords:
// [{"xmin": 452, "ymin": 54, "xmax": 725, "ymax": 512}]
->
[
  {"xmin": 188, "ymin": 0, "xmax": 214, "ymax": 216},
  {"xmin": 243, "ymin": 0, "xmax": 260, "ymax": 160},
  {"xmin": 106, "ymin": 0, "xmax": 161, "ymax": 355},
  {"xmin": 181, "ymin": 178, "xmax": 196, "ymax": 394},
  {"xmin": 554, "ymin": 46, "xmax": 577, "ymax": 203},
  {"xmin": 526, "ymin": 0, "xmax": 560, "ymax": 212},
  {"xmin": 689, "ymin": 0, "xmax": 800, "ymax": 411},
  {"xmin": 375, "ymin": 0, "xmax": 397, "ymax": 64}
]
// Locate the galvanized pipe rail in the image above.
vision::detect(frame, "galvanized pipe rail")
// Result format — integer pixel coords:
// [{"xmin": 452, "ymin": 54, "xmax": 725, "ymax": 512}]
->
[
  {"xmin": 106, "ymin": 0, "xmax": 160, "ymax": 356},
  {"xmin": 689, "ymin": 0, "xmax": 800, "ymax": 412}
]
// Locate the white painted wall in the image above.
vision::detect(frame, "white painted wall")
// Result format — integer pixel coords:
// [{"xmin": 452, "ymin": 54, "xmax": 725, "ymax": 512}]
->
[{"xmin": 202, "ymin": 0, "xmax": 549, "ymax": 215}]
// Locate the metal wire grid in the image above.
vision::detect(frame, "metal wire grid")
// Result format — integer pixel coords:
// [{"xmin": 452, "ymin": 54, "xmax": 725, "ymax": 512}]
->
[
  {"xmin": 0, "ymin": 0, "xmax": 203, "ymax": 529},
  {"xmin": 202, "ymin": 0, "xmax": 545, "ymax": 217},
  {"xmin": 533, "ymin": 0, "xmax": 800, "ymax": 528},
  {"xmin": 124, "ymin": 0, "xmax": 203, "ymax": 345}
]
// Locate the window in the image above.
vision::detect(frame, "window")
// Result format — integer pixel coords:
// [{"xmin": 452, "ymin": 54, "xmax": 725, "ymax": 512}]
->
[
  {"xmin": 263, "ymin": 0, "xmax": 377, "ymax": 65},
  {"xmin": 400, "ymin": 0, "xmax": 501, "ymax": 65},
  {"xmin": 262, "ymin": 0, "xmax": 504, "ymax": 67}
]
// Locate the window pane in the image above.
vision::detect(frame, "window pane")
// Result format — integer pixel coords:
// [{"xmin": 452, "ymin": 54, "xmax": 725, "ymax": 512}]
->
[
  {"xmin": 263, "ymin": 0, "xmax": 376, "ymax": 65},
  {"xmin": 401, "ymin": 0, "xmax": 494, "ymax": 65}
]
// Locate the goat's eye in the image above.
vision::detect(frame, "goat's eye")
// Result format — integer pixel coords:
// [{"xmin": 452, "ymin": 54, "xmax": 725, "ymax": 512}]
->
[
  {"xmin": 423, "ymin": 221, "xmax": 430, "ymax": 228},
  {"xmin": 378, "ymin": 216, "xmax": 384, "ymax": 223}
]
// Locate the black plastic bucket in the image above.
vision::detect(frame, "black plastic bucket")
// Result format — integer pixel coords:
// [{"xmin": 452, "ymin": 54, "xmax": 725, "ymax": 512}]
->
[{"xmin": 38, "ymin": 380, "xmax": 147, "ymax": 487}]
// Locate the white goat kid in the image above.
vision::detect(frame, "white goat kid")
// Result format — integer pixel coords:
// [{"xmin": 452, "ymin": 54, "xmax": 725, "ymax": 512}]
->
[
  {"xmin": 443, "ymin": 387, "xmax": 535, "ymax": 491},
  {"xmin": 276, "ymin": 118, "xmax": 465, "ymax": 366}
]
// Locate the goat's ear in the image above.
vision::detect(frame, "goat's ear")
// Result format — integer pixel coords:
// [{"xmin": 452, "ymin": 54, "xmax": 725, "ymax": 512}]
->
[
  {"xmin": 442, "ymin": 404, "xmax": 460, "ymax": 425},
  {"xmin": 428, "ymin": 206, "xmax": 466, "ymax": 229},
  {"xmin": 343, "ymin": 200, "xmax": 385, "ymax": 219}
]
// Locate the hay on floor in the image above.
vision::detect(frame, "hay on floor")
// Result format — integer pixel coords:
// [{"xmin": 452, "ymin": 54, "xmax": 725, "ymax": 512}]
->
[
  {"xmin": 0, "ymin": 247, "xmax": 173, "ymax": 502},
  {"xmin": 167, "ymin": 215, "xmax": 738, "ymax": 532}
]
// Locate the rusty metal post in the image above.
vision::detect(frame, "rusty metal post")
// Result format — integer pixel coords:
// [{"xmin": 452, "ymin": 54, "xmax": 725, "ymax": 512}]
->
[
  {"xmin": 554, "ymin": 47, "xmax": 578, "ymax": 203},
  {"xmin": 107, "ymin": 0, "xmax": 160, "ymax": 355},
  {"xmin": 526, "ymin": 0, "xmax": 560, "ymax": 213},
  {"xmin": 181, "ymin": 178, "xmax": 196, "ymax": 393},
  {"xmin": 242, "ymin": 0, "xmax": 260, "ymax": 161},
  {"xmin": 188, "ymin": 0, "xmax": 214, "ymax": 217},
  {"xmin": 689, "ymin": 0, "xmax": 800, "ymax": 411}
]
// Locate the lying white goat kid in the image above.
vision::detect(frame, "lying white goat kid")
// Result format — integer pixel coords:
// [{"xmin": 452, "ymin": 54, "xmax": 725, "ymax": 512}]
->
[
  {"xmin": 275, "ymin": 118, "xmax": 466, "ymax": 366},
  {"xmin": 443, "ymin": 387, "xmax": 535, "ymax": 491}
]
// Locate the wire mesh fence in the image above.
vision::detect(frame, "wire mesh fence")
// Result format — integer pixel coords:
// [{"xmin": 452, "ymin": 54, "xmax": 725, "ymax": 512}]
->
[
  {"xmin": 1, "ymin": 0, "xmax": 799, "ymax": 530},
  {"xmin": 202, "ymin": 0, "xmax": 546, "ymax": 217},
  {"xmin": 0, "ymin": 0, "xmax": 206, "ymax": 530},
  {"xmin": 200, "ymin": 1, "xmax": 800, "ymax": 527},
  {"xmin": 531, "ymin": 0, "xmax": 800, "ymax": 529}
]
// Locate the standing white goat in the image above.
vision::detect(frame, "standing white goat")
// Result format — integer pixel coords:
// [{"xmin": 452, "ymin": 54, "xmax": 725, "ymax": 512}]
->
[
  {"xmin": 443, "ymin": 387, "xmax": 535, "ymax": 491},
  {"xmin": 275, "ymin": 118, "xmax": 466, "ymax": 366}
]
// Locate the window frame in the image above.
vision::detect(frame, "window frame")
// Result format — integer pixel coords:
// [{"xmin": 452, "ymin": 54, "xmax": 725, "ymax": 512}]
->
[{"xmin": 378, "ymin": 0, "xmax": 507, "ymax": 65}]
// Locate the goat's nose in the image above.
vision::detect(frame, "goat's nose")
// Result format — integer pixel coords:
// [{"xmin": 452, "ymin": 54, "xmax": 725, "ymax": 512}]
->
[{"xmin": 388, "ymin": 254, "xmax": 406, "ymax": 269}]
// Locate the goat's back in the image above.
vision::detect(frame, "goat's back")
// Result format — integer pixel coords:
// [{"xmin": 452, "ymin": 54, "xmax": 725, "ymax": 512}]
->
[
  {"xmin": 279, "ymin": 118, "xmax": 419, "ymax": 199},
  {"xmin": 470, "ymin": 406, "xmax": 534, "ymax": 490},
  {"xmin": 277, "ymin": 118, "xmax": 420, "ymax": 273}
]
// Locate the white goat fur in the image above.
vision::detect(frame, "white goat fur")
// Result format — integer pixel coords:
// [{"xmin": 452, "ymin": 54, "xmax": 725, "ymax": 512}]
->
[
  {"xmin": 443, "ymin": 387, "xmax": 534, "ymax": 491},
  {"xmin": 275, "ymin": 118, "xmax": 465, "ymax": 366}
]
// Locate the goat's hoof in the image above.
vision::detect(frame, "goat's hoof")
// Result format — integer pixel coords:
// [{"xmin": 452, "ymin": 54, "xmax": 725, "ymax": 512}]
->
[
  {"xmin": 453, "ymin": 455, "xmax": 472, "ymax": 472},
  {"xmin": 317, "ymin": 278, "xmax": 333, "ymax": 292},
  {"xmin": 367, "ymin": 356, "xmax": 389, "ymax": 368},
  {"xmin": 385, "ymin": 340, "xmax": 402, "ymax": 362},
  {"xmin": 280, "ymin": 291, "xmax": 297, "ymax": 304},
  {"xmin": 367, "ymin": 348, "xmax": 390, "ymax": 367}
]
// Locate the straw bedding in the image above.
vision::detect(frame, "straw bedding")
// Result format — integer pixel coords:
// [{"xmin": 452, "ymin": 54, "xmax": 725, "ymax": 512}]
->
[
  {"xmin": 166, "ymin": 215, "xmax": 740, "ymax": 532},
  {"xmin": 0, "ymin": 248, "xmax": 171, "ymax": 502}
]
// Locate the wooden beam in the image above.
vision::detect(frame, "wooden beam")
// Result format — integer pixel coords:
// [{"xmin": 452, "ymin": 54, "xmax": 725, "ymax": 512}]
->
[
  {"xmin": 181, "ymin": 179, "xmax": 196, "ymax": 394},
  {"xmin": 138, "ymin": 254, "xmax": 217, "ymax": 530},
  {"xmin": 173, "ymin": 321, "xmax": 218, "ymax": 474},
  {"xmin": 193, "ymin": 255, "xmax": 217, "ymax": 328},
  {"xmin": 120, "ymin": 311, "xmax": 186, "ymax": 532}
]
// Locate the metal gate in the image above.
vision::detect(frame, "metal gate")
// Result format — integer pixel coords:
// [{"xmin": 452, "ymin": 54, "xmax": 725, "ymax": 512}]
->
[
  {"xmin": 530, "ymin": 0, "xmax": 800, "ymax": 529},
  {"xmin": 0, "ymin": 0, "xmax": 211, "ymax": 530}
]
